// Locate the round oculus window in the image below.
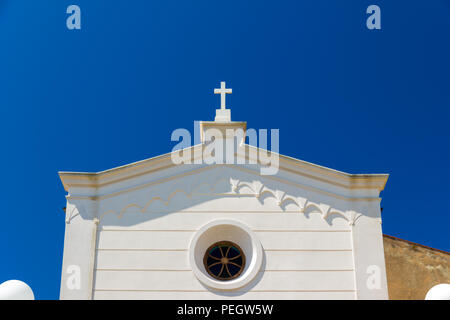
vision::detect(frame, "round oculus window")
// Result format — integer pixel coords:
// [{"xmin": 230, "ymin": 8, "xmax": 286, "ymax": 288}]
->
[{"xmin": 203, "ymin": 241, "xmax": 246, "ymax": 281}]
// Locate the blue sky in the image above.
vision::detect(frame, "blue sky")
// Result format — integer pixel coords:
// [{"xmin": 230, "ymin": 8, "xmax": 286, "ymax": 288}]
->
[{"xmin": 0, "ymin": 1, "xmax": 449, "ymax": 299}]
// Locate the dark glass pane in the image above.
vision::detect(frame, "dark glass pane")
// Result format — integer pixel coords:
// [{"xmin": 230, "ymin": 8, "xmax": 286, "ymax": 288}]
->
[
  {"xmin": 209, "ymin": 263, "xmax": 222, "ymax": 275},
  {"xmin": 219, "ymin": 269, "xmax": 228, "ymax": 279},
  {"xmin": 204, "ymin": 241, "xmax": 245, "ymax": 281},
  {"xmin": 206, "ymin": 256, "xmax": 217, "ymax": 265},
  {"xmin": 228, "ymin": 247, "xmax": 240, "ymax": 258},
  {"xmin": 232, "ymin": 256, "xmax": 243, "ymax": 266},
  {"xmin": 209, "ymin": 247, "xmax": 222, "ymax": 259},
  {"xmin": 230, "ymin": 263, "xmax": 241, "ymax": 274}
]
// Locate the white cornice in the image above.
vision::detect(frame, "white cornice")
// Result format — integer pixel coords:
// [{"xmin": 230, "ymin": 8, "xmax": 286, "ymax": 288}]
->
[{"xmin": 59, "ymin": 144, "xmax": 388, "ymax": 197}]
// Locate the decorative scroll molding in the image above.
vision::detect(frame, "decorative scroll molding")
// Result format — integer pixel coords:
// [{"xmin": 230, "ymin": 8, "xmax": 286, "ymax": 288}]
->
[
  {"xmin": 98, "ymin": 176, "xmax": 364, "ymax": 225},
  {"xmin": 346, "ymin": 210, "xmax": 362, "ymax": 226},
  {"xmin": 66, "ymin": 205, "xmax": 83, "ymax": 224}
]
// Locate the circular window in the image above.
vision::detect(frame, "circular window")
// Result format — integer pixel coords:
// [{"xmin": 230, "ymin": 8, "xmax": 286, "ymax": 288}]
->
[
  {"xmin": 189, "ymin": 219, "xmax": 263, "ymax": 290},
  {"xmin": 203, "ymin": 241, "xmax": 246, "ymax": 281}
]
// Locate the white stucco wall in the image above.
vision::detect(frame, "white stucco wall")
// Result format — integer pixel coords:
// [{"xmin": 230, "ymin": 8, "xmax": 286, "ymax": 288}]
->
[{"xmin": 60, "ymin": 161, "xmax": 388, "ymax": 300}]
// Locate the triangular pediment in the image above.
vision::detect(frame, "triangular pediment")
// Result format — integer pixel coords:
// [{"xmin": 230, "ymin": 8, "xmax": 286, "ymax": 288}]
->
[
  {"xmin": 60, "ymin": 143, "xmax": 388, "ymax": 195},
  {"xmin": 62, "ymin": 159, "xmax": 384, "ymax": 229}
]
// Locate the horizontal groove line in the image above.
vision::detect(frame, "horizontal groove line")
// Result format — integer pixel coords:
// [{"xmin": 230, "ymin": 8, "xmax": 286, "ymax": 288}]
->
[
  {"xmin": 99, "ymin": 229, "xmax": 350, "ymax": 232},
  {"xmin": 96, "ymin": 269, "xmax": 191, "ymax": 272},
  {"xmin": 100, "ymin": 230, "xmax": 195, "ymax": 232},
  {"xmin": 264, "ymin": 249, "xmax": 352, "ymax": 252},
  {"xmin": 96, "ymin": 248, "xmax": 352, "ymax": 252},
  {"xmin": 97, "ymin": 249, "xmax": 188, "ymax": 252},
  {"xmin": 104, "ymin": 211, "xmax": 319, "ymax": 213},
  {"xmin": 95, "ymin": 269, "xmax": 354, "ymax": 272},
  {"xmin": 94, "ymin": 289, "xmax": 356, "ymax": 293},
  {"xmin": 266, "ymin": 269, "xmax": 354, "ymax": 272},
  {"xmin": 256, "ymin": 230, "xmax": 350, "ymax": 232}
]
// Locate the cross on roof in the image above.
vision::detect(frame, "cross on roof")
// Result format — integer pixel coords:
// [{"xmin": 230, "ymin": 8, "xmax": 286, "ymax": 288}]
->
[{"xmin": 214, "ymin": 81, "xmax": 232, "ymax": 110}]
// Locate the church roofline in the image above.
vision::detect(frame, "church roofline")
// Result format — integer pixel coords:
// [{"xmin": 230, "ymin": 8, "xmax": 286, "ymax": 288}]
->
[{"xmin": 59, "ymin": 143, "xmax": 388, "ymax": 193}]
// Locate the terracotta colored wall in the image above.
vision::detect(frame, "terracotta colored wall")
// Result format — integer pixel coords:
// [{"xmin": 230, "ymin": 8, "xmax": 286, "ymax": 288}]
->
[{"xmin": 383, "ymin": 235, "xmax": 450, "ymax": 300}]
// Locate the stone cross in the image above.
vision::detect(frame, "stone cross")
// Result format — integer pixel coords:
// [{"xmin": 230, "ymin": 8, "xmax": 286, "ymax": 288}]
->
[{"xmin": 214, "ymin": 81, "xmax": 232, "ymax": 110}]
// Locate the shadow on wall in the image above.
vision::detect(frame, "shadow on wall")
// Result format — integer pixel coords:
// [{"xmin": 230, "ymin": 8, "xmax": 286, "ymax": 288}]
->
[{"xmin": 72, "ymin": 165, "xmax": 357, "ymax": 228}]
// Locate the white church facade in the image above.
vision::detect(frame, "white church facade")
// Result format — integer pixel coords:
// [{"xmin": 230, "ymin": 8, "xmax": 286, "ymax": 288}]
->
[{"xmin": 59, "ymin": 83, "xmax": 389, "ymax": 300}]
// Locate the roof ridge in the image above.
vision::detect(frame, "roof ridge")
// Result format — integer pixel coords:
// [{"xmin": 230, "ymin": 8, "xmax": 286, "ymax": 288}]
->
[{"xmin": 383, "ymin": 234, "xmax": 450, "ymax": 255}]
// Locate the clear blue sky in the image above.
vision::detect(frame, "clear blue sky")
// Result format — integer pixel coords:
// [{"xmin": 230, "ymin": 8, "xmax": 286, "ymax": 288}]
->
[{"xmin": 0, "ymin": 1, "xmax": 449, "ymax": 299}]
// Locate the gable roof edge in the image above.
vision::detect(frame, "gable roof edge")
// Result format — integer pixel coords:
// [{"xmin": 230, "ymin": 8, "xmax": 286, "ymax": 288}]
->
[{"xmin": 59, "ymin": 144, "xmax": 389, "ymax": 193}]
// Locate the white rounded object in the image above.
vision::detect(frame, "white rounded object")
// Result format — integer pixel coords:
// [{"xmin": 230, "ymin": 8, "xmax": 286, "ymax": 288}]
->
[
  {"xmin": 425, "ymin": 284, "xmax": 450, "ymax": 300},
  {"xmin": 0, "ymin": 280, "xmax": 35, "ymax": 300},
  {"xmin": 189, "ymin": 219, "xmax": 263, "ymax": 291}
]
